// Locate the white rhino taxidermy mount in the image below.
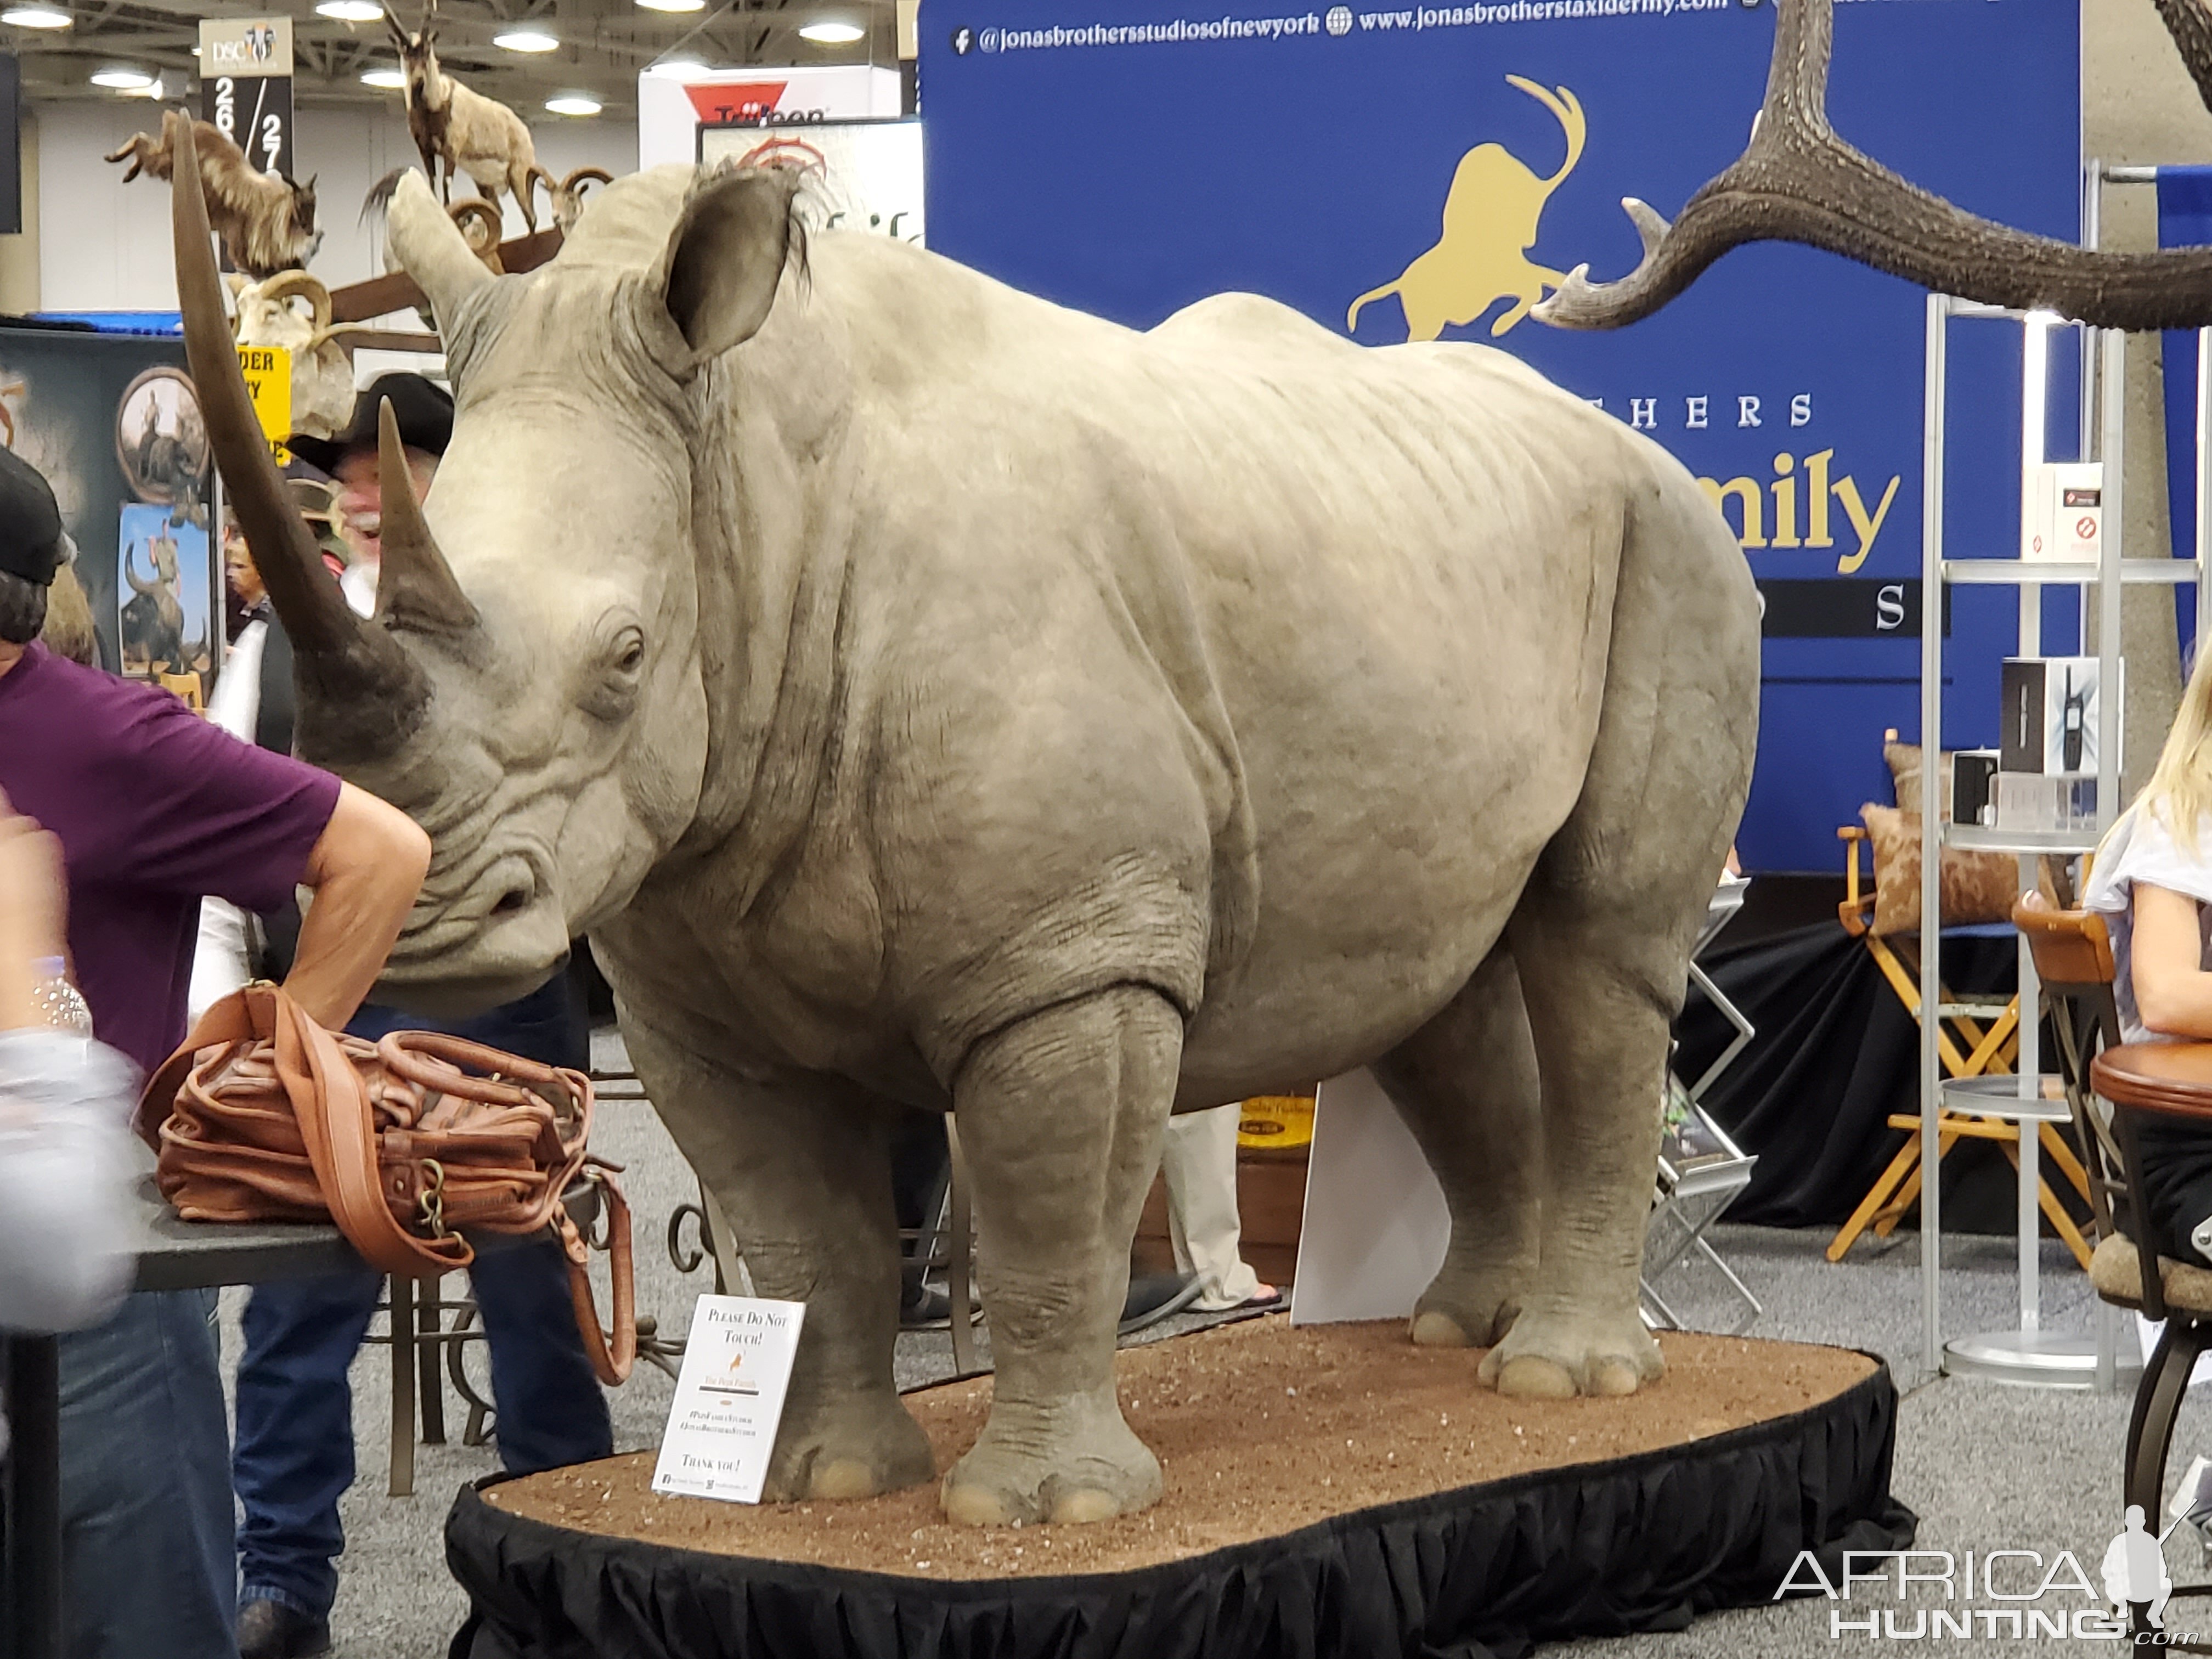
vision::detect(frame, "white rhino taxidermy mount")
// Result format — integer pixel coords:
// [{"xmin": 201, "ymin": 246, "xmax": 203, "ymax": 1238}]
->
[{"xmin": 170, "ymin": 120, "xmax": 1758, "ymax": 1527}]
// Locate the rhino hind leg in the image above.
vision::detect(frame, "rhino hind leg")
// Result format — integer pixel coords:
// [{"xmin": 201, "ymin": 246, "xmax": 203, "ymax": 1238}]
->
[
  {"xmin": 1371, "ymin": 944, "xmax": 1541, "ymax": 1350},
  {"xmin": 620, "ymin": 1018, "xmax": 935, "ymax": 1502},
  {"xmin": 943, "ymin": 983, "xmax": 1182, "ymax": 1527},
  {"xmin": 1479, "ymin": 472, "xmax": 1758, "ymax": 1401}
]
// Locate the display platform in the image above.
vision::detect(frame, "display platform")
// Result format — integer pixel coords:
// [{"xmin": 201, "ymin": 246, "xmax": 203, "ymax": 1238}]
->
[{"xmin": 447, "ymin": 1319, "xmax": 1912, "ymax": 1659}]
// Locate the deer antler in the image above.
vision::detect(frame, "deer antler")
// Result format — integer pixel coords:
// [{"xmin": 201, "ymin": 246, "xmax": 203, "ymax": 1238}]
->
[
  {"xmin": 1534, "ymin": 0, "xmax": 2212, "ymax": 333},
  {"xmin": 2152, "ymin": 0, "xmax": 2212, "ymax": 121}
]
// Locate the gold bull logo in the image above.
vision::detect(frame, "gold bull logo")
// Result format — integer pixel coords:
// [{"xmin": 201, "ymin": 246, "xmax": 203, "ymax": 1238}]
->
[{"xmin": 1347, "ymin": 76, "xmax": 1585, "ymax": 341}]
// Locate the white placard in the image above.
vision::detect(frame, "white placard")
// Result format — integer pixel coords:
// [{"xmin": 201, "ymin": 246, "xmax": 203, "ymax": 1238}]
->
[
  {"xmin": 652, "ymin": 1295, "xmax": 807, "ymax": 1503},
  {"xmin": 1288, "ymin": 1068, "xmax": 1449, "ymax": 1324}
]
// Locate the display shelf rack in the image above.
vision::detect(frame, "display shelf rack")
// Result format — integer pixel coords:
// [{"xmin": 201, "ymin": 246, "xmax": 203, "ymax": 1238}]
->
[
  {"xmin": 1913, "ymin": 287, "xmax": 2210, "ymax": 1389},
  {"xmin": 1943, "ymin": 559, "xmax": 2202, "ymax": 585}
]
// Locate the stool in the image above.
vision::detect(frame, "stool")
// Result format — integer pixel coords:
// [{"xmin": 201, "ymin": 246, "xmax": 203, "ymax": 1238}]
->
[
  {"xmin": 2092, "ymin": 1041, "xmax": 2212, "ymax": 1649},
  {"xmin": 2021, "ymin": 895, "xmax": 2212, "ymax": 1645}
]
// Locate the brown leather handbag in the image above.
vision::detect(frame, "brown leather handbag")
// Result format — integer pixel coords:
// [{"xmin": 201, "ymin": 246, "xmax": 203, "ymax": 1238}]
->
[{"xmin": 137, "ymin": 983, "xmax": 635, "ymax": 1385}]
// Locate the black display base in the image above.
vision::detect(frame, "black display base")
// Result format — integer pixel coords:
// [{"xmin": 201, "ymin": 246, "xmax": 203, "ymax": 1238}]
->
[{"xmin": 446, "ymin": 1355, "xmax": 1911, "ymax": 1659}]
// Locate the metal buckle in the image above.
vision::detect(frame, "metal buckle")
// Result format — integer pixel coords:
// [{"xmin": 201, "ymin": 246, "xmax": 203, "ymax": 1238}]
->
[{"xmin": 417, "ymin": 1158, "xmax": 449, "ymax": 1238}]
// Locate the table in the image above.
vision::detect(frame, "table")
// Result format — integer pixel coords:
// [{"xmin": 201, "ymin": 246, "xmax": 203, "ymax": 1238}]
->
[
  {"xmin": 1, "ymin": 1167, "xmax": 596, "ymax": 1659},
  {"xmin": 3, "ymin": 1173, "xmax": 357, "ymax": 1659}
]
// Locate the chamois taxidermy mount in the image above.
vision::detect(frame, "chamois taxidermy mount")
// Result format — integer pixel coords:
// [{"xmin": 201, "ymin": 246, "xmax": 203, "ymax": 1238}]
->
[
  {"xmin": 381, "ymin": 4, "xmax": 552, "ymax": 234},
  {"xmin": 106, "ymin": 115, "xmax": 319, "ymax": 279}
]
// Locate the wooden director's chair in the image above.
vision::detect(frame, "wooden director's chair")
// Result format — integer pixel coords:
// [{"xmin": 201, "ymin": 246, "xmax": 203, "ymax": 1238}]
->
[{"xmin": 1826, "ymin": 824, "xmax": 2095, "ymax": 1266}]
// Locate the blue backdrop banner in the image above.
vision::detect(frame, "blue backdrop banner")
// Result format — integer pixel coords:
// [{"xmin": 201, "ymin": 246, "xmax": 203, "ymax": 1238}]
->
[{"xmin": 921, "ymin": 0, "xmax": 2081, "ymax": 872}]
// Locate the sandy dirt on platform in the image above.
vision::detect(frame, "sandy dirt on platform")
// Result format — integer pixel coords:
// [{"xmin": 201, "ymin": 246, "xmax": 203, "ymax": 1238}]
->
[{"xmin": 488, "ymin": 1319, "xmax": 1876, "ymax": 1580}]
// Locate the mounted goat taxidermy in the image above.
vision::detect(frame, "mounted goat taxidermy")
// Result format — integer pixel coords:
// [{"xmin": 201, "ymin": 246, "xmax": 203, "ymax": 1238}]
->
[
  {"xmin": 381, "ymin": 5, "xmax": 551, "ymax": 234},
  {"xmin": 106, "ymin": 113, "xmax": 320, "ymax": 279},
  {"xmin": 227, "ymin": 270, "xmax": 368, "ymax": 442}
]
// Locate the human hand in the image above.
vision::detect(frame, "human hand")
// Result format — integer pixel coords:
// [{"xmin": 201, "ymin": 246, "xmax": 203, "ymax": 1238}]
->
[{"xmin": 0, "ymin": 791, "xmax": 67, "ymax": 1030}]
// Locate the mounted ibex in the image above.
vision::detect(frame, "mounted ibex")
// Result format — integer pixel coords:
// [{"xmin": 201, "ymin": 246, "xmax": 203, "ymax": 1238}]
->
[
  {"xmin": 381, "ymin": 5, "xmax": 550, "ymax": 234},
  {"xmin": 228, "ymin": 270, "xmax": 369, "ymax": 441},
  {"xmin": 106, "ymin": 117, "xmax": 319, "ymax": 279},
  {"xmin": 1536, "ymin": 0, "xmax": 2212, "ymax": 334}
]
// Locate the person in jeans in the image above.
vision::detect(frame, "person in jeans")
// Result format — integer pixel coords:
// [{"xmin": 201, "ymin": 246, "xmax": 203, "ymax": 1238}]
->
[
  {"xmin": 0, "ymin": 446, "xmax": 428, "ymax": 1659},
  {"xmin": 227, "ymin": 376, "xmax": 616, "ymax": 1659}
]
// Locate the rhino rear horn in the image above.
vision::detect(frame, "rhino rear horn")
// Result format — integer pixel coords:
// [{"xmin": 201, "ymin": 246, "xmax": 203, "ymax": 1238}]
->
[
  {"xmin": 389, "ymin": 167, "xmax": 496, "ymax": 325},
  {"xmin": 374, "ymin": 397, "xmax": 478, "ymax": 635},
  {"xmin": 170, "ymin": 110, "xmax": 430, "ymax": 759}
]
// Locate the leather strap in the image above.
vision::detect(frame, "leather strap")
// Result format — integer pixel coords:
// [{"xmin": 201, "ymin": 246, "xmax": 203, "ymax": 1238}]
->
[
  {"xmin": 555, "ymin": 1169, "xmax": 637, "ymax": 1385},
  {"xmin": 271, "ymin": 987, "xmax": 475, "ymax": 1277}
]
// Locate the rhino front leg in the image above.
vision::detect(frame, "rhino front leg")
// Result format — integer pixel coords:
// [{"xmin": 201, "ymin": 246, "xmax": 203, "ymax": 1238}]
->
[
  {"xmin": 621, "ymin": 1019, "xmax": 936, "ymax": 1501},
  {"xmin": 943, "ymin": 984, "xmax": 1181, "ymax": 1527}
]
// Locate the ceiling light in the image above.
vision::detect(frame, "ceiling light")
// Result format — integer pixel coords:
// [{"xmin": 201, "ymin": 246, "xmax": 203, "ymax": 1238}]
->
[
  {"xmin": 643, "ymin": 54, "xmax": 704, "ymax": 76},
  {"xmin": 315, "ymin": 0, "xmax": 386, "ymax": 18},
  {"xmin": 635, "ymin": 0, "xmax": 706, "ymax": 11},
  {"xmin": 90, "ymin": 65, "xmax": 154, "ymax": 88},
  {"xmin": 545, "ymin": 93, "xmax": 600, "ymax": 116},
  {"xmin": 1, "ymin": 6, "xmax": 70, "ymax": 29},
  {"xmin": 493, "ymin": 27, "xmax": 558, "ymax": 51},
  {"xmin": 360, "ymin": 65, "xmax": 405, "ymax": 87},
  {"xmin": 797, "ymin": 19, "xmax": 864, "ymax": 42}
]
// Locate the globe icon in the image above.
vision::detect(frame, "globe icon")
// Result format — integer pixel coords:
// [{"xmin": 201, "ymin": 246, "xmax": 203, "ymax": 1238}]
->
[{"xmin": 1325, "ymin": 4, "xmax": 1353, "ymax": 34}]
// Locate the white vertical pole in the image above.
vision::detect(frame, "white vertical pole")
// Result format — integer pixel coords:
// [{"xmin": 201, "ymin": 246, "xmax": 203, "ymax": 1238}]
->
[
  {"xmin": 2197, "ymin": 326, "xmax": 2211, "ymax": 631},
  {"xmin": 2017, "ymin": 314, "xmax": 2051, "ymax": 1333},
  {"xmin": 1922, "ymin": 293, "xmax": 1948, "ymax": 1381},
  {"xmin": 2101, "ymin": 330, "xmax": 2126, "ymax": 827}
]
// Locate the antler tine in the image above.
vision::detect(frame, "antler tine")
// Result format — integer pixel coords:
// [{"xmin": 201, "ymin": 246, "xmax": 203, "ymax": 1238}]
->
[
  {"xmin": 1536, "ymin": 0, "xmax": 2212, "ymax": 333},
  {"xmin": 2150, "ymin": 0, "xmax": 2212, "ymax": 124}
]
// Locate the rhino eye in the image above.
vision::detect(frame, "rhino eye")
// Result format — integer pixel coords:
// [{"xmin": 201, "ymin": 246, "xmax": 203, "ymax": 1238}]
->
[{"xmin": 580, "ymin": 623, "xmax": 646, "ymax": 721}]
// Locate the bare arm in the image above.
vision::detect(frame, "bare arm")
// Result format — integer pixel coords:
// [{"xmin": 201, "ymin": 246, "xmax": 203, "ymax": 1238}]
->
[
  {"xmin": 2131, "ymin": 882, "xmax": 2212, "ymax": 1039},
  {"xmin": 0, "ymin": 795, "xmax": 65, "ymax": 1030},
  {"xmin": 282, "ymin": 782, "xmax": 430, "ymax": 1030}
]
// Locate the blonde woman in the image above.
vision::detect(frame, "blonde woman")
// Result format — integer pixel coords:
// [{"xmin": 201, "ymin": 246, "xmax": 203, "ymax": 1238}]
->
[{"xmin": 2083, "ymin": 647, "xmax": 2212, "ymax": 1261}]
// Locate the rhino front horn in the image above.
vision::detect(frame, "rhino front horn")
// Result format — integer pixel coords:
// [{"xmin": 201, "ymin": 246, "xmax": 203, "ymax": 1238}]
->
[
  {"xmin": 374, "ymin": 397, "xmax": 478, "ymax": 635},
  {"xmin": 169, "ymin": 109, "xmax": 432, "ymax": 763}
]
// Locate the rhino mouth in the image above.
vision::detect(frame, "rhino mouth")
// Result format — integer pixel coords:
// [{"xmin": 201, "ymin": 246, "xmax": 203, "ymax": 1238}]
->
[{"xmin": 375, "ymin": 845, "xmax": 568, "ymax": 1014}]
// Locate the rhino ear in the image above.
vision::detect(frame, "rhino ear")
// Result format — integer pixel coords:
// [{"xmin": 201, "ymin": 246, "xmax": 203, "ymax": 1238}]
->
[{"xmin": 652, "ymin": 169, "xmax": 799, "ymax": 364}]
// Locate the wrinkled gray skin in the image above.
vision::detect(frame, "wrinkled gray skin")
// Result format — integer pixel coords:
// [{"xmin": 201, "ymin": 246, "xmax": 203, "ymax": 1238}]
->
[{"xmin": 351, "ymin": 166, "xmax": 1757, "ymax": 1524}]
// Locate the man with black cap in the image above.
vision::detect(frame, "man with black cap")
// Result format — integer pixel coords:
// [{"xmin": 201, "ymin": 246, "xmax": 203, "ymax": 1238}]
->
[
  {"xmin": 223, "ymin": 373, "xmax": 613, "ymax": 1659},
  {"xmin": 0, "ymin": 448, "xmax": 431, "ymax": 1656}
]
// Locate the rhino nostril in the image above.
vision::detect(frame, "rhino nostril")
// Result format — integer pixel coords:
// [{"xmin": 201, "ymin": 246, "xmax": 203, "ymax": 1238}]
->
[{"xmin": 492, "ymin": 887, "xmax": 531, "ymax": 918}]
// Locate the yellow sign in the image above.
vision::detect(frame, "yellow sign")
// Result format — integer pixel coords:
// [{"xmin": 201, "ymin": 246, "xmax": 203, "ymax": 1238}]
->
[
  {"xmin": 236, "ymin": 345, "xmax": 291, "ymax": 464},
  {"xmin": 1237, "ymin": 1096, "xmax": 1315, "ymax": 1152},
  {"xmin": 1348, "ymin": 75, "xmax": 1585, "ymax": 342}
]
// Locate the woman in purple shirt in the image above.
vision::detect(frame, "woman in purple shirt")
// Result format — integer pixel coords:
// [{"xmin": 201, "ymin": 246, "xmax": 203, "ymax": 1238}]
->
[{"xmin": 0, "ymin": 445, "xmax": 428, "ymax": 1659}]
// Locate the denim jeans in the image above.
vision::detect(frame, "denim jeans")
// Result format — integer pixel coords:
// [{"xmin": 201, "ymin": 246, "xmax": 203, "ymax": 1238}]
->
[
  {"xmin": 59, "ymin": 1288, "xmax": 235, "ymax": 1659},
  {"xmin": 232, "ymin": 975, "xmax": 612, "ymax": 1622}
]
